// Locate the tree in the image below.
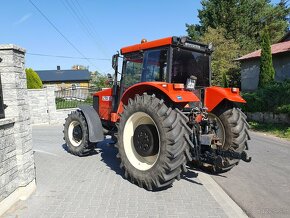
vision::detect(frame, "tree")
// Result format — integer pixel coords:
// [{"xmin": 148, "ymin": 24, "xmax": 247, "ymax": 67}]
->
[
  {"xmin": 25, "ymin": 68, "xmax": 43, "ymax": 89},
  {"xmin": 222, "ymin": 72, "xmax": 228, "ymax": 88},
  {"xmin": 185, "ymin": 24, "xmax": 202, "ymax": 41},
  {"xmin": 90, "ymin": 71, "xmax": 112, "ymax": 90},
  {"xmin": 200, "ymin": 27, "xmax": 240, "ymax": 86},
  {"xmin": 259, "ymin": 27, "xmax": 275, "ymax": 87},
  {"xmin": 187, "ymin": 0, "xmax": 289, "ymax": 53}
]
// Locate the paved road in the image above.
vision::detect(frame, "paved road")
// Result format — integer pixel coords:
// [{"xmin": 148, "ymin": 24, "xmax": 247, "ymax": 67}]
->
[
  {"xmin": 211, "ymin": 132, "xmax": 290, "ymax": 218},
  {"xmin": 3, "ymin": 124, "xmax": 242, "ymax": 218}
]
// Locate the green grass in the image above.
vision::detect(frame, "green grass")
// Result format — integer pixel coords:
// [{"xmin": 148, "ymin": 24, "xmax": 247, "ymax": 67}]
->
[
  {"xmin": 56, "ymin": 97, "xmax": 93, "ymax": 109},
  {"xmin": 249, "ymin": 121, "xmax": 290, "ymax": 140}
]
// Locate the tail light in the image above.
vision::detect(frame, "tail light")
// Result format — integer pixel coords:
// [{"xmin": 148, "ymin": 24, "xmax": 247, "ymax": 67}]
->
[{"xmin": 231, "ymin": 87, "xmax": 239, "ymax": 93}]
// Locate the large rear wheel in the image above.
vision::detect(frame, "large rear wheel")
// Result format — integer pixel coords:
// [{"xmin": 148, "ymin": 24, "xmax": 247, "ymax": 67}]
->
[
  {"xmin": 116, "ymin": 94, "xmax": 192, "ymax": 190},
  {"xmin": 208, "ymin": 105, "xmax": 250, "ymax": 173}
]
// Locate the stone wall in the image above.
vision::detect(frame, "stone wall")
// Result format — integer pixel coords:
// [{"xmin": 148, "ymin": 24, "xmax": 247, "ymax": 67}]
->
[
  {"xmin": 27, "ymin": 85, "xmax": 74, "ymax": 125},
  {"xmin": 246, "ymin": 112, "xmax": 290, "ymax": 125},
  {"xmin": 0, "ymin": 44, "xmax": 36, "ymax": 216},
  {"xmin": 0, "ymin": 119, "xmax": 16, "ymax": 200},
  {"xmin": 27, "ymin": 89, "xmax": 50, "ymax": 124}
]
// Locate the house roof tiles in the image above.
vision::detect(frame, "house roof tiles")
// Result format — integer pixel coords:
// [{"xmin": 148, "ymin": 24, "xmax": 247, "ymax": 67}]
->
[
  {"xmin": 36, "ymin": 69, "xmax": 91, "ymax": 82},
  {"xmin": 237, "ymin": 40, "xmax": 290, "ymax": 61}
]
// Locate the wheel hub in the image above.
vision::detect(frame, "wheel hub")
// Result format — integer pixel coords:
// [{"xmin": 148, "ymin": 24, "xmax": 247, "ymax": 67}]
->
[
  {"xmin": 72, "ymin": 125, "xmax": 83, "ymax": 142},
  {"xmin": 133, "ymin": 124, "xmax": 159, "ymax": 157}
]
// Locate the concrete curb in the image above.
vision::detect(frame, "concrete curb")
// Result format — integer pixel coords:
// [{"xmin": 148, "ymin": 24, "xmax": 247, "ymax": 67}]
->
[
  {"xmin": 0, "ymin": 179, "xmax": 36, "ymax": 217},
  {"xmin": 198, "ymin": 172, "xmax": 248, "ymax": 218}
]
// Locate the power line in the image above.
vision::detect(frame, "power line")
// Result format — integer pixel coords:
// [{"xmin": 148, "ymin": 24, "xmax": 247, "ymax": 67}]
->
[
  {"xmin": 61, "ymin": 0, "xmax": 109, "ymax": 57},
  {"xmin": 28, "ymin": 0, "xmax": 98, "ymax": 69},
  {"xmin": 26, "ymin": 52, "xmax": 110, "ymax": 60},
  {"xmin": 73, "ymin": 0, "xmax": 109, "ymax": 56}
]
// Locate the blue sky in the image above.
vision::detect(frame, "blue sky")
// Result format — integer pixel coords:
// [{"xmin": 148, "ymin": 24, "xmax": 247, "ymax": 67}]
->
[{"xmin": 0, "ymin": 0, "xmax": 282, "ymax": 75}]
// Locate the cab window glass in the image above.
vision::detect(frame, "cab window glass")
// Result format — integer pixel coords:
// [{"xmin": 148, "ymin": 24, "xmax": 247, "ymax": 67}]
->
[
  {"xmin": 142, "ymin": 49, "xmax": 167, "ymax": 82},
  {"xmin": 171, "ymin": 48, "xmax": 210, "ymax": 87},
  {"xmin": 123, "ymin": 53, "xmax": 143, "ymax": 89}
]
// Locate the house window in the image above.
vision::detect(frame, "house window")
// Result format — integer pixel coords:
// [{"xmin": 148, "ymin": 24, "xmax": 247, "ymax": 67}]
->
[{"xmin": 0, "ymin": 74, "xmax": 5, "ymax": 119}]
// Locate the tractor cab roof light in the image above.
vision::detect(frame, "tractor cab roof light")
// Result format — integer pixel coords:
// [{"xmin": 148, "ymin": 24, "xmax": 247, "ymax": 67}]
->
[{"xmin": 141, "ymin": 38, "xmax": 147, "ymax": 44}]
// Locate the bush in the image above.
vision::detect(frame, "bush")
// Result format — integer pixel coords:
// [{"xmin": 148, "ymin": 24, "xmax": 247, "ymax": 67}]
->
[
  {"xmin": 26, "ymin": 68, "xmax": 43, "ymax": 89},
  {"xmin": 242, "ymin": 80, "xmax": 290, "ymax": 114},
  {"xmin": 276, "ymin": 104, "xmax": 290, "ymax": 115}
]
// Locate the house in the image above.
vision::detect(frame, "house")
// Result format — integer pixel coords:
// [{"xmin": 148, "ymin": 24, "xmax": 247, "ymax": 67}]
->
[
  {"xmin": 36, "ymin": 66, "xmax": 91, "ymax": 90},
  {"xmin": 237, "ymin": 39, "xmax": 290, "ymax": 91}
]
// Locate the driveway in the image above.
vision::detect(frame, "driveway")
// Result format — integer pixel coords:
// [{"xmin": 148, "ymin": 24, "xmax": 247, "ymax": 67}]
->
[{"xmin": 3, "ymin": 124, "xmax": 246, "ymax": 218}]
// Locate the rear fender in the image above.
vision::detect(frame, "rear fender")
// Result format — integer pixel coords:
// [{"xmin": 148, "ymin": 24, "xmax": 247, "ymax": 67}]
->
[
  {"xmin": 79, "ymin": 106, "xmax": 104, "ymax": 143},
  {"xmin": 117, "ymin": 82, "xmax": 200, "ymax": 114},
  {"xmin": 205, "ymin": 87, "xmax": 246, "ymax": 112}
]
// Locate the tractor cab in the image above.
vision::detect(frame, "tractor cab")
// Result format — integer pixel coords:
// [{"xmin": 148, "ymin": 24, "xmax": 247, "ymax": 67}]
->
[{"xmin": 116, "ymin": 36, "xmax": 212, "ymax": 95}]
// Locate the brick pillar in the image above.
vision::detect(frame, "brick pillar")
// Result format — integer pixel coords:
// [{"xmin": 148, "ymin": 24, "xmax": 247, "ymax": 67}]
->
[{"xmin": 0, "ymin": 44, "xmax": 35, "ymax": 187}]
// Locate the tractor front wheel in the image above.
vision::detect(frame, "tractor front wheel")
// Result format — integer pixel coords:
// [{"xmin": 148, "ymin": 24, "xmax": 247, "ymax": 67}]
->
[
  {"xmin": 116, "ymin": 94, "xmax": 192, "ymax": 190},
  {"xmin": 63, "ymin": 110, "xmax": 90, "ymax": 156}
]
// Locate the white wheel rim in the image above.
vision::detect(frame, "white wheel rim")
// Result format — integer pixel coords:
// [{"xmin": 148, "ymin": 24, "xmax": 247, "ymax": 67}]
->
[
  {"xmin": 208, "ymin": 113, "xmax": 226, "ymax": 146},
  {"xmin": 68, "ymin": 120, "xmax": 83, "ymax": 147},
  {"xmin": 123, "ymin": 112, "xmax": 160, "ymax": 171}
]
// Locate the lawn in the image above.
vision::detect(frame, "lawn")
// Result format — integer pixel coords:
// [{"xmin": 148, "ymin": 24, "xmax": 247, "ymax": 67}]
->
[{"xmin": 249, "ymin": 121, "xmax": 290, "ymax": 140}]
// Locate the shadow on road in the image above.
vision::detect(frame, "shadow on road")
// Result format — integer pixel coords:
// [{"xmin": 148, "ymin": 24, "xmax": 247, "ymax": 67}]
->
[
  {"xmin": 98, "ymin": 140, "xmax": 124, "ymax": 177},
  {"xmin": 62, "ymin": 143, "xmax": 100, "ymax": 157},
  {"xmin": 62, "ymin": 140, "xmax": 205, "ymax": 189},
  {"xmin": 182, "ymin": 168, "xmax": 202, "ymax": 185}
]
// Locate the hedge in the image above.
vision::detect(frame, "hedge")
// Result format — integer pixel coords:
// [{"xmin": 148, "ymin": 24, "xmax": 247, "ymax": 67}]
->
[{"xmin": 242, "ymin": 80, "xmax": 290, "ymax": 115}]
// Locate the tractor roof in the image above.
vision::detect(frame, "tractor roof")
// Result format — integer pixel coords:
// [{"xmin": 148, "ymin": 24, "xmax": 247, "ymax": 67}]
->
[
  {"xmin": 120, "ymin": 36, "xmax": 210, "ymax": 55},
  {"xmin": 121, "ymin": 37, "xmax": 175, "ymax": 55}
]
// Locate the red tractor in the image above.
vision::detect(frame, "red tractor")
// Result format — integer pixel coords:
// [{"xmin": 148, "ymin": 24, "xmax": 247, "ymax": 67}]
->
[{"xmin": 63, "ymin": 36, "xmax": 251, "ymax": 190}]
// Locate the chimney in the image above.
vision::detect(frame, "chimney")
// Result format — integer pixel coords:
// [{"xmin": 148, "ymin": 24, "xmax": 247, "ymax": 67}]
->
[{"xmin": 57, "ymin": 66, "xmax": 60, "ymax": 70}]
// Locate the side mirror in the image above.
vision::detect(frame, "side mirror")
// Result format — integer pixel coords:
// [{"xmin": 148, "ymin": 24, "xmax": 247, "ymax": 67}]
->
[
  {"xmin": 107, "ymin": 73, "xmax": 112, "ymax": 79},
  {"xmin": 112, "ymin": 54, "xmax": 118, "ymax": 69}
]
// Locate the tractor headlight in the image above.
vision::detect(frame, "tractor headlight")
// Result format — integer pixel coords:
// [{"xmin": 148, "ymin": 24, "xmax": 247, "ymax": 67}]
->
[{"xmin": 186, "ymin": 76, "xmax": 197, "ymax": 91}]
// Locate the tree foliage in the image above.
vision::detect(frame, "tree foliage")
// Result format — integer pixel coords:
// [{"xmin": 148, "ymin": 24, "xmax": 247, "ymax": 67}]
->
[
  {"xmin": 90, "ymin": 71, "xmax": 112, "ymax": 90},
  {"xmin": 25, "ymin": 68, "xmax": 43, "ymax": 89},
  {"xmin": 186, "ymin": 0, "xmax": 289, "ymax": 88},
  {"xmin": 200, "ymin": 27, "xmax": 240, "ymax": 86},
  {"xmin": 187, "ymin": 0, "xmax": 289, "ymax": 53},
  {"xmin": 259, "ymin": 27, "xmax": 275, "ymax": 87}
]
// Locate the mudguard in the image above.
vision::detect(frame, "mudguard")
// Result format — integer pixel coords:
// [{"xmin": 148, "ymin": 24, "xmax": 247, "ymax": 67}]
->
[
  {"xmin": 205, "ymin": 87, "xmax": 246, "ymax": 112},
  {"xmin": 79, "ymin": 106, "xmax": 104, "ymax": 143},
  {"xmin": 117, "ymin": 82, "xmax": 200, "ymax": 115}
]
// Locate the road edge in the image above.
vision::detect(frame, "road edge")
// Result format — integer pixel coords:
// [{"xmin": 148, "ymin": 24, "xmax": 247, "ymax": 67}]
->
[{"xmin": 198, "ymin": 172, "xmax": 248, "ymax": 218}]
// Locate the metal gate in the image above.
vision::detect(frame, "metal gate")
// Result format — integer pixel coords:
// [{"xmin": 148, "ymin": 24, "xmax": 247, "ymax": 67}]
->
[
  {"xmin": 0, "ymin": 74, "xmax": 5, "ymax": 119},
  {"xmin": 55, "ymin": 87, "xmax": 98, "ymax": 109}
]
